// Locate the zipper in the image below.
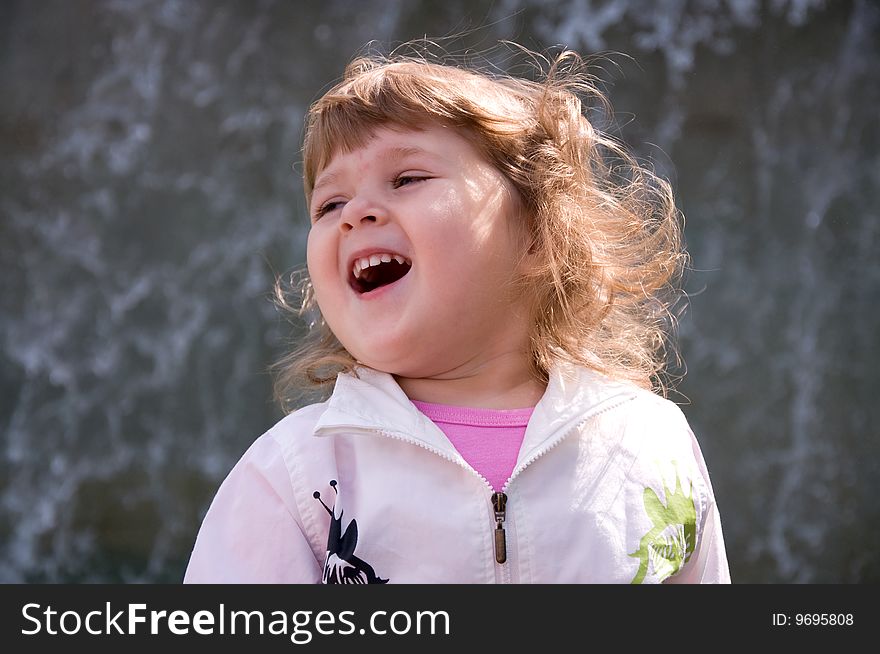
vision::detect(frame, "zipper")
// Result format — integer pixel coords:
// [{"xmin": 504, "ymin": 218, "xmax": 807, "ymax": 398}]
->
[
  {"xmin": 488, "ymin": 413, "xmax": 615, "ymax": 578},
  {"xmin": 492, "ymin": 491, "xmax": 508, "ymax": 564},
  {"xmin": 318, "ymin": 408, "xmax": 615, "ymax": 581},
  {"xmin": 501, "ymin": 417, "xmax": 590, "ymax": 494},
  {"xmin": 318, "ymin": 425, "xmax": 491, "ymax": 484},
  {"xmin": 319, "ymin": 425, "xmax": 509, "ymax": 573}
]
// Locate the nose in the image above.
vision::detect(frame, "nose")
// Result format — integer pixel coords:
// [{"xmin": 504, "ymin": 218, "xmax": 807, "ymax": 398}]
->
[{"xmin": 339, "ymin": 195, "xmax": 387, "ymax": 233}]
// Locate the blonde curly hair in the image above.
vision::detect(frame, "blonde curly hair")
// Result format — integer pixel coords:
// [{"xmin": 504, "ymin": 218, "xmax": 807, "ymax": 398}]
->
[{"xmin": 272, "ymin": 46, "xmax": 687, "ymax": 411}]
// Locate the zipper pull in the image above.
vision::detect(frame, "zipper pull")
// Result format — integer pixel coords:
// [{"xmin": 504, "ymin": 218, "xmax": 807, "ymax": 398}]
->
[{"xmin": 492, "ymin": 492, "xmax": 507, "ymax": 564}]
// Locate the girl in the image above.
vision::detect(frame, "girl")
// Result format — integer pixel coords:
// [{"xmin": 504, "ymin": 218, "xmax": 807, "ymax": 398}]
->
[{"xmin": 184, "ymin": 47, "xmax": 730, "ymax": 584}]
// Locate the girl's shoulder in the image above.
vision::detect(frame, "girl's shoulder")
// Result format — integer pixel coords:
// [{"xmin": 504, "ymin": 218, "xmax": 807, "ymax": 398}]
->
[
  {"xmin": 270, "ymin": 400, "xmax": 331, "ymax": 432},
  {"xmin": 219, "ymin": 400, "xmax": 332, "ymax": 490},
  {"xmin": 616, "ymin": 385, "xmax": 693, "ymax": 440},
  {"xmin": 258, "ymin": 399, "xmax": 333, "ymax": 457},
  {"xmin": 563, "ymin": 362, "xmax": 692, "ymax": 436},
  {"xmin": 581, "ymin": 374, "xmax": 695, "ymax": 447},
  {"xmin": 586, "ymin": 382, "xmax": 712, "ymax": 498}
]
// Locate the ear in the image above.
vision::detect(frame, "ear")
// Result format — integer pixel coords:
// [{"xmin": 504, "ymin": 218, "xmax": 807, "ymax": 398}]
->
[
  {"xmin": 516, "ymin": 225, "xmax": 541, "ymax": 274},
  {"xmin": 520, "ymin": 244, "xmax": 538, "ymax": 274}
]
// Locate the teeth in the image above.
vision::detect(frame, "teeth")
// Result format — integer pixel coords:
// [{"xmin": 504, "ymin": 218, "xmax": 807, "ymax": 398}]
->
[{"xmin": 351, "ymin": 252, "xmax": 411, "ymax": 280}]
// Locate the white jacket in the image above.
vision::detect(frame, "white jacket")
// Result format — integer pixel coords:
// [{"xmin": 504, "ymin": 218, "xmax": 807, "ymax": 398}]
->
[{"xmin": 184, "ymin": 362, "xmax": 730, "ymax": 584}]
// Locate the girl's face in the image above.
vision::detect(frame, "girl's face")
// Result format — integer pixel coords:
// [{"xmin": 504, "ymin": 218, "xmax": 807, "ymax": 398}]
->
[{"xmin": 306, "ymin": 122, "xmax": 532, "ymax": 380}]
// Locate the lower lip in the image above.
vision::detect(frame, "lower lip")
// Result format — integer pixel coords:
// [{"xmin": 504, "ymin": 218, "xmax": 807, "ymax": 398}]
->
[{"xmin": 351, "ymin": 270, "xmax": 411, "ymax": 300}]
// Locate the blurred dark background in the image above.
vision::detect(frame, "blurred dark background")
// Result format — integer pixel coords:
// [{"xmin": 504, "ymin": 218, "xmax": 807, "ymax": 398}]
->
[{"xmin": 2, "ymin": 0, "xmax": 878, "ymax": 582}]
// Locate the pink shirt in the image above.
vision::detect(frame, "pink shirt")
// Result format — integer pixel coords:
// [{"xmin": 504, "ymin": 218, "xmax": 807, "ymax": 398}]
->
[{"xmin": 411, "ymin": 400, "xmax": 534, "ymax": 492}]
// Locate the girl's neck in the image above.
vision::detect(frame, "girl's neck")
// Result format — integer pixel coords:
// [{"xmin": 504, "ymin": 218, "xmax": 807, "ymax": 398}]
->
[{"xmin": 393, "ymin": 354, "xmax": 547, "ymax": 410}]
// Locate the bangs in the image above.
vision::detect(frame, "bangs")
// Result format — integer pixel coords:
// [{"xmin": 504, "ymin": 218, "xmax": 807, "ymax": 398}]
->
[
  {"xmin": 303, "ymin": 106, "xmax": 428, "ymax": 200},
  {"xmin": 301, "ymin": 59, "xmax": 519, "ymax": 201}
]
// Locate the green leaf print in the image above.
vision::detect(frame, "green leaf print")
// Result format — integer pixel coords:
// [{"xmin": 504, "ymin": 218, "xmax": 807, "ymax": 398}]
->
[{"xmin": 629, "ymin": 473, "xmax": 696, "ymax": 584}]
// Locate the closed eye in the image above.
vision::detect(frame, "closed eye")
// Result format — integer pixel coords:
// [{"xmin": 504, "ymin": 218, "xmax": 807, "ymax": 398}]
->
[
  {"xmin": 393, "ymin": 175, "xmax": 430, "ymax": 188},
  {"xmin": 312, "ymin": 175, "xmax": 429, "ymax": 221},
  {"xmin": 313, "ymin": 200, "xmax": 345, "ymax": 220}
]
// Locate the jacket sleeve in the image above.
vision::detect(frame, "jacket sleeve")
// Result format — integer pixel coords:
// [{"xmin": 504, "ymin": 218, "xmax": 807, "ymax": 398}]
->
[
  {"xmin": 183, "ymin": 432, "xmax": 322, "ymax": 583},
  {"xmin": 664, "ymin": 426, "xmax": 731, "ymax": 584}
]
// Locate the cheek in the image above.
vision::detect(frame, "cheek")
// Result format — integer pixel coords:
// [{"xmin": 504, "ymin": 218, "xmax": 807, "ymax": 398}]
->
[
  {"xmin": 420, "ymin": 194, "xmax": 478, "ymax": 248},
  {"xmin": 305, "ymin": 231, "xmax": 338, "ymax": 306},
  {"xmin": 305, "ymin": 255, "xmax": 343, "ymax": 338}
]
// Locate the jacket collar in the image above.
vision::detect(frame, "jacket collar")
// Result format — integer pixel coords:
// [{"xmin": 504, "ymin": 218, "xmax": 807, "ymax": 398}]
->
[
  {"xmin": 520, "ymin": 360, "xmax": 637, "ymax": 461},
  {"xmin": 312, "ymin": 360, "xmax": 638, "ymax": 465}
]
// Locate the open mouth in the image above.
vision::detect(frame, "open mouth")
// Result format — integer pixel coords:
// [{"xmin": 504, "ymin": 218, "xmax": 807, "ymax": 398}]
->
[{"xmin": 350, "ymin": 253, "xmax": 412, "ymax": 294}]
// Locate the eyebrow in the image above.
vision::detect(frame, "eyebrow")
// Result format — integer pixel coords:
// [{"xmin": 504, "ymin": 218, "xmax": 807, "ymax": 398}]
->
[{"xmin": 312, "ymin": 145, "xmax": 432, "ymax": 195}]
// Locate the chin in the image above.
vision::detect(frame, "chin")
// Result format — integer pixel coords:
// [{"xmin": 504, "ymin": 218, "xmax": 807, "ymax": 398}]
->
[
  {"xmin": 352, "ymin": 356, "xmax": 418, "ymax": 378},
  {"xmin": 346, "ymin": 339, "xmax": 413, "ymax": 371},
  {"xmin": 346, "ymin": 335, "xmax": 453, "ymax": 378},
  {"xmin": 348, "ymin": 350, "xmax": 403, "ymax": 375}
]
